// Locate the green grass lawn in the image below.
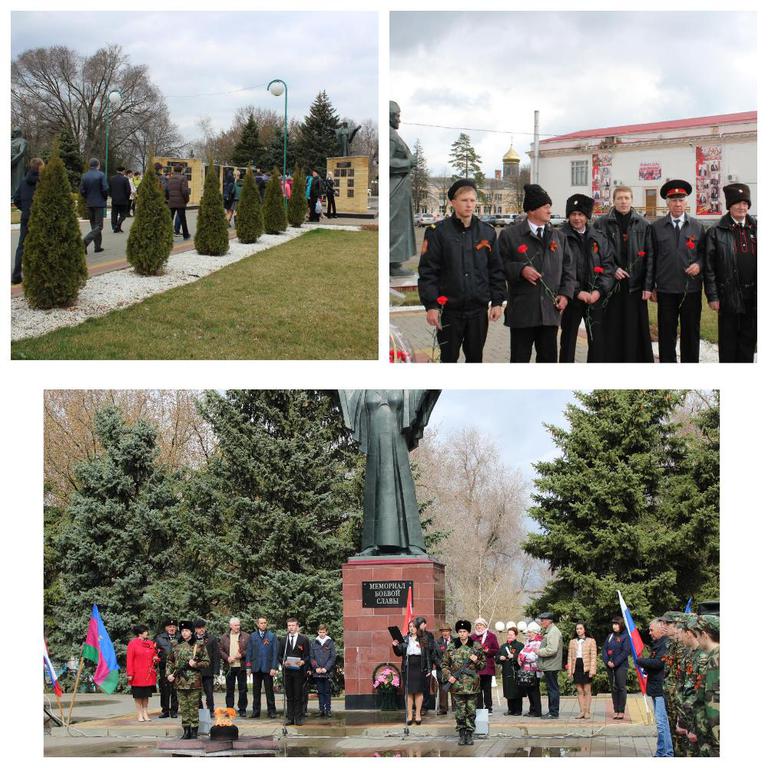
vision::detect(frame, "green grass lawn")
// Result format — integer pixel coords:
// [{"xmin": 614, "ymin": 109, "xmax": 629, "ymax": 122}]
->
[
  {"xmin": 12, "ymin": 229, "xmax": 377, "ymax": 360},
  {"xmin": 647, "ymin": 297, "xmax": 718, "ymax": 345}
]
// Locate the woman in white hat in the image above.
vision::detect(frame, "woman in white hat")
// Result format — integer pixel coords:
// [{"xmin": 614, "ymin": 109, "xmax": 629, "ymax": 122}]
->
[{"xmin": 517, "ymin": 620, "xmax": 543, "ymax": 717}]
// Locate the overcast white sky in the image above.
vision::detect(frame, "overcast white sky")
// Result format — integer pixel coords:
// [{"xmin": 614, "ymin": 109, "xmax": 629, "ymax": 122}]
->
[
  {"xmin": 391, "ymin": 11, "xmax": 757, "ymax": 176},
  {"xmin": 11, "ymin": 11, "xmax": 378, "ymax": 142}
]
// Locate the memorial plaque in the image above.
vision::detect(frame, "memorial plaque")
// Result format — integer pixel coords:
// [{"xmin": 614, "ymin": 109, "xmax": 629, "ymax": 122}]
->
[{"xmin": 362, "ymin": 580, "xmax": 413, "ymax": 608}]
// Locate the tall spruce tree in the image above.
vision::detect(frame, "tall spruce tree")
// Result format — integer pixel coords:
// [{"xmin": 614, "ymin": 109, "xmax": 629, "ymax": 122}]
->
[
  {"xmin": 448, "ymin": 133, "xmax": 485, "ymax": 195},
  {"xmin": 58, "ymin": 126, "xmax": 84, "ymax": 192},
  {"xmin": 262, "ymin": 167, "xmax": 287, "ymax": 234},
  {"xmin": 194, "ymin": 162, "xmax": 230, "ymax": 256},
  {"xmin": 184, "ymin": 391, "xmax": 364, "ymax": 640},
  {"xmin": 22, "ymin": 144, "xmax": 87, "ymax": 309},
  {"xmin": 523, "ymin": 390, "xmax": 718, "ymax": 641},
  {"xmin": 235, "ymin": 168, "xmax": 264, "ymax": 244},
  {"xmin": 262, "ymin": 127, "xmax": 297, "ymax": 176},
  {"xmin": 411, "ymin": 139, "xmax": 430, "ymax": 212},
  {"xmin": 126, "ymin": 167, "xmax": 174, "ymax": 275},
  {"xmin": 297, "ymin": 91, "xmax": 341, "ymax": 176},
  {"xmin": 287, "ymin": 166, "xmax": 307, "ymax": 227},
  {"xmin": 231, "ymin": 113, "xmax": 262, "ymax": 168},
  {"xmin": 51, "ymin": 406, "xmax": 181, "ymax": 659}
]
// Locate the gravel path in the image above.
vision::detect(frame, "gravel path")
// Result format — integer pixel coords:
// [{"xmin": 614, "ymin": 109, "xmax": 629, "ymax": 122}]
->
[{"xmin": 11, "ymin": 225, "xmax": 361, "ymax": 341}]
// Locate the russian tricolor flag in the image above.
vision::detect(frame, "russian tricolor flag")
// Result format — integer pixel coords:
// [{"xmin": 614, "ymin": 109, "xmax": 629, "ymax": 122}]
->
[
  {"xmin": 44, "ymin": 639, "xmax": 63, "ymax": 697},
  {"xmin": 618, "ymin": 591, "xmax": 647, "ymax": 696}
]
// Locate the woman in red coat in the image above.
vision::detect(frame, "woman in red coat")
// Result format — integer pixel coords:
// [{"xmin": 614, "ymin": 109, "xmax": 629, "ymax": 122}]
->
[
  {"xmin": 471, "ymin": 617, "xmax": 500, "ymax": 713},
  {"xmin": 126, "ymin": 624, "xmax": 159, "ymax": 722}
]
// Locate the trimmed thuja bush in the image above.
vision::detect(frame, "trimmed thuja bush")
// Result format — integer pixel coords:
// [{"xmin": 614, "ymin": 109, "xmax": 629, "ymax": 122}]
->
[
  {"xmin": 195, "ymin": 162, "xmax": 230, "ymax": 256},
  {"xmin": 126, "ymin": 170, "xmax": 174, "ymax": 275},
  {"xmin": 263, "ymin": 167, "xmax": 287, "ymax": 235},
  {"xmin": 236, "ymin": 168, "xmax": 264, "ymax": 244},
  {"xmin": 288, "ymin": 166, "xmax": 307, "ymax": 227},
  {"xmin": 22, "ymin": 146, "xmax": 87, "ymax": 309}
]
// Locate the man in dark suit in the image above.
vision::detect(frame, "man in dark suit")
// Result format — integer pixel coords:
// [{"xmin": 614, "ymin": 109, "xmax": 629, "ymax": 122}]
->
[
  {"xmin": 194, "ymin": 619, "xmax": 220, "ymax": 715},
  {"xmin": 109, "ymin": 167, "xmax": 132, "ymax": 233},
  {"xmin": 246, "ymin": 616, "xmax": 279, "ymax": 718},
  {"xmin": 80, "ymin": 158, "xmax": 109, "ymax": 253},
  {"xmin": 278, "ymin": 617, "xmax": 310, "ymax": 725}
]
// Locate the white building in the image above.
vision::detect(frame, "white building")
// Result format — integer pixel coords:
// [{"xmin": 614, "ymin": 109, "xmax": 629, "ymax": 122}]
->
[{"xmin": 532, "ymin": 111, "xmax": 756, "ymax": 221}]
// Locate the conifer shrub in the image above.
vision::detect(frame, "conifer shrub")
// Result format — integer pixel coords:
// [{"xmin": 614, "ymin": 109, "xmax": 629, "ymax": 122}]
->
[
  {"xmin": 22, "ymin": 146, "xmax": 87, "ymax": 309},
  {"xmin": 263, "ymin": 167, "xmax": 288, "ymax": 234},
  {"xmin": 194, "ymin": 163, "xmax": 230, "ymax": 256},
  {"xmin": 125, "ymin": 169, "xmax": 174, "ymax": 275},
  {"xmin": 235, "ymin": 168, "xmax": 264, "ymax": 244},
  {"xmin": 288, "ymin": 166, "xmax": 307, "ymax": 227}
]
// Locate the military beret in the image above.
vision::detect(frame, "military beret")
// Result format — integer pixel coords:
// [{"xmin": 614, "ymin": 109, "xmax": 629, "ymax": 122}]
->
[
  {"xmin": 178, "ymin": 620, "xmax": 194, "ymax": 632},
  {"xmin": 660, "ymin": 179, "xmax": 692, "ymax": 199},
  {"xmin": 724, "ymin": 183, "xmax": 751, "ymax": 209},
  {"xmin": 447, "ymin": 178, "xmax": 477, "ymax": 200},
  {"xmin": 537, "ymin": 611, "xmax": 555, "ymax": 621},
  {"xmin": 455, "ymin": 619, "xmax": 472, "ymax": 633},
  {"xmin": 697, "ymin": 615, "xmax": 720, "ymax": 634}
]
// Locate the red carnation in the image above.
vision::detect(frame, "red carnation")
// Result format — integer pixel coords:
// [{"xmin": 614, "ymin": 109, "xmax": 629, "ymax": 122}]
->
[
  {"xmin": 389, "ymin": 349, "xmax": 395, "ymax": 363},
  {"xmin": 549, "ymin": 241, "xmax": 558, "ymax": 252},
  {"xmin": 517, "ymin": 244, "xmax": 528, "ymax": 254},
  {"xmin": 592, "ymin": 242, "xmax": 599, "ymax": 253},
  {"xmin": 686, "ymin": 237, "xmax": 696, "ymax": 250},
  {"xmin": 593, "ymin": 266, "xmax": 605, "ymax": 274},
  {"xmin": 436, "ymin": 295, "xmax": 448, "ymax": 306},
  {"xmin": 637, "ymin": 250, "xmax": 646, "ymax": 258}
]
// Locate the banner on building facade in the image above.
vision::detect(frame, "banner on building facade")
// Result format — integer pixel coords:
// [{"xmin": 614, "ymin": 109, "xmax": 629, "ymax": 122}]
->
[
  {"xmin": 695, "ymin": 145, "xmax": 722, "ymax": 216},
  {"xmin": 592, "ymin": 151, "xmax": 612, "ymax": 213},
  {"xmin": 639, "ymin": 162, "xmax": 662, "ymax": 181}
]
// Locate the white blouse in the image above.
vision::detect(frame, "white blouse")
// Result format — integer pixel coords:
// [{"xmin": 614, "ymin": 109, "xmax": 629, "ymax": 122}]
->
[{"xmin": 407, "ymin": 636, "xmax": 422, "ymax": 656}]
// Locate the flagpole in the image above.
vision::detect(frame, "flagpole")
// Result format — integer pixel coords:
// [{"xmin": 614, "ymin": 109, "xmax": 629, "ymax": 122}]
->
[
  {"xmin": 66, "ymin": 657, "xmax": 85, "ymax": 725},
  {"xmin": 57, "ymin": 693, "xmax": 65, "ymax": 724}
]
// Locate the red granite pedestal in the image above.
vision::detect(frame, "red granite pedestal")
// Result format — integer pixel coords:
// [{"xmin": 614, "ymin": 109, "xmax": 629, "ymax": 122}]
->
[{"xmin": 342, "ymin": 557, "xmax": 445, "ymax": 710}]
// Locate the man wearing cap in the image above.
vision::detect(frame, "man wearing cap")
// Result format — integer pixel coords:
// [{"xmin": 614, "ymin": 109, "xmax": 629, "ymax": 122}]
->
[
  {"xmin": 168, "ymin": 620, "xmax": 210, "ymax": 739},
  {"xmin": 593, "ymin": 186, "xmax": 654, "ymax": 362},
  {"xmin": 533, "ymin": 612, "xmax": 563, "ymax": 719},
  {"xmin": 635, "ymin": 619, "xmax": 673, "ymax": 757},
  {"xmin": 498, "ymin": 184, "xmax": 576, "ymax": 362},
  {"xmin": 435, "ymin": 623, "xmax": 455, "ymax": 715},
  {"xmin": 660, "ymin": 611, "xmax": 687, "ymax": 755},
  {"xmin": 418, "ymin": 179, "xmax": 505, "ymax": 362},
  {"xmin": 558, "ymin": 193, "xmax": 615, "ymax": 362},
  {"xmin": 194, "ymin": 619, "xmax": 219, "ymax": 716},
  {"xmin": 155, "ymin": 618, "xmax": 179, "ymax": 718},
  {"xmin": 694, "ymin": 616, "xmax": 719, "ymax": 757},
  {"xmin": 676, "ymin": 615, "xmax": 708, "ymax": 756},
  {"xmin": 646, "ymin": 180, "xmax": 706, "ymax": 363},
  {"xmin": 704, "ymin": 182, "xmax": 757, "ymax": 362},
  {"xmin": 441, "ymin": 619, "xmax": 486, "ymax": 745}
]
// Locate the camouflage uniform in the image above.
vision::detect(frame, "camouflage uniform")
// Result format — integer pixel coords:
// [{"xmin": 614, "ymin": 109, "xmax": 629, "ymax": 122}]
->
[
  {"xmin": 698, "ymin": 644, "xmax": 720, "ymax": 757},
  {"xmin": 661, "ymin": 612, "xmax": 688, "ymax": 757},
  {"xmin": 168, "ymin": 636, "xmax": 210, "ymax": 729},
  {"xmin": 678, "ymin": 645, "xmax": 707, "ymax": 756},
  {"xmin": 441, "ymin": 639, "xmax": 486, "ymax": 737}
]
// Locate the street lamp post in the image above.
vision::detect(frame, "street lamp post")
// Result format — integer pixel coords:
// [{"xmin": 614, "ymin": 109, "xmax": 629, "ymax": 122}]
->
[
  {"xmin": 104, "ymin": 89, "xmax": 122, "ymax": 220},
  {"xmin": 267, "ymin": 79, "xmax": 288, "ymax": 207}
]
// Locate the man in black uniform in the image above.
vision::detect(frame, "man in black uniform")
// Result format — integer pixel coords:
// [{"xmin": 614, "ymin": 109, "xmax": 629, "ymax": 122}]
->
[
  {"xmin": 109, "ymin": 167, "xmax": 132, "ymax": 233},
  {"xmin": 558, "ymin": 193, "xmax": 615, "ymax": 362},
  {"xmin": 704, "ymin": 183, "xmax": 757, "ymax": 362},
  {"xmin": 418, "ymin": 179, "xmax": 505, "ymax": 362},
  {"xmin": 278, "ymin": 617, "xmax": 311, "ymax": 725},
  {"xmin": 155, "ymin": 618, "xmax": 179, "ymax": 718},
  {"xmin": 646, "ymin": 180, "xmax": 705, "ymax": 363},
  {"xmin": 194, "ymin": 619, "xmax": 220, "ymax": 715}
]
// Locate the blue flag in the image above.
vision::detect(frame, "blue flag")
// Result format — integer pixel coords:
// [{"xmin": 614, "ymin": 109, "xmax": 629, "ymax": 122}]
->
[{"xmin": 684, "ymin": 597, "xmax": 693, "ymax": 614}]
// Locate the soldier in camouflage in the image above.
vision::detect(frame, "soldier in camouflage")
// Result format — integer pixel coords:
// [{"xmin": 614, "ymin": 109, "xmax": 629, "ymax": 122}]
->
[
  {"xmin": 441, "ymin": 619, "xmax": 486, "ymax": 745},
  {"xmin": 677, "ymin": 615, "xmax": 708, "ymax": 756},
  {"xmin": 660, "ymin": 611, "xmax": 686, "ymax": 756},
  {"xmin": 167, "ymin": 620, "xmax": 210, "ymax": 739},
  {"xmin": 692, "ymin": 615, "xmax": 719, "ymax": 757}
]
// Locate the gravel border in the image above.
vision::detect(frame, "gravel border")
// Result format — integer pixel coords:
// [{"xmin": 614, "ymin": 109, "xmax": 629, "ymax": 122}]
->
[{"xmin": 11, "ymin": 224, "xmax": 361, "ymax": 341}]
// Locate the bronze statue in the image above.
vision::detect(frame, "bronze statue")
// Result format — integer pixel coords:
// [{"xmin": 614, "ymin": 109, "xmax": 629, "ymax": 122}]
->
[
  {"xmin": 11, "ymin": 128, "xmax": 29, "ymax": 198},
  {"xmin": 335, "ymin": 121, "xmax": 361, "ymax": 157},
  {"xmin": 337, "ymin": 390, "xmax": 440, "ymax": 557},
  {"xmin": 389, "ymin": 102, "xmax": 417, "ymax": 277}
]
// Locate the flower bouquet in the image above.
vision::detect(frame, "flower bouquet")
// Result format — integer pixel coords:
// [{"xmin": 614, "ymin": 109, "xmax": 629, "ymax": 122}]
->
[{"xmin": 372, "ymin": 663, "xmax": 401, "ymax": 710}]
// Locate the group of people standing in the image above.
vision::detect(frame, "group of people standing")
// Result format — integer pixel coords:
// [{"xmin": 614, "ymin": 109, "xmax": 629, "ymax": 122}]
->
[
  {"xmin": 125, "ymin": 615, "xmax": 337, "ymax": 739},
  {"xmin": 417, "ymin": 177, "xmax": 756, "ymax": 363}
]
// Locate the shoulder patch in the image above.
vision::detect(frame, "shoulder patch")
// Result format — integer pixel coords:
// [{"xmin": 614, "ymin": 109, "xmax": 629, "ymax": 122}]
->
[{"xmin": 428, "ymin": 223, "xmax": 437, "ymax": 229}]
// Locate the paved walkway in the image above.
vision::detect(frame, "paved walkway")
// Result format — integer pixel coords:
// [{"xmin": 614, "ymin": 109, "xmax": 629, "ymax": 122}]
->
[{"xmin": 45, "ymin": 692, "xmax": 656, "ymax": 757}]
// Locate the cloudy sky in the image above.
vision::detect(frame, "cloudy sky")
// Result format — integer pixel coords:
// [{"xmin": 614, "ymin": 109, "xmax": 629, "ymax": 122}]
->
[
  {"xmin": 391, "ymin": 11, "xmax": 757, "ymax": 176},
  {"xmin": 11, "ymin": 11, "xmax": 378, "ymax": 142}
]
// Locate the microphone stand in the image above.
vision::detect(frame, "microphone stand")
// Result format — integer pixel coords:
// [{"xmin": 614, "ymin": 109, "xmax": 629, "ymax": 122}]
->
[
  {"xmin": 281, "ymin": 636, "xmax": 289, "ymax": 737},
  {"xmin": 401, "ymin": 638, "xmax": 409, "ymax": 739}
]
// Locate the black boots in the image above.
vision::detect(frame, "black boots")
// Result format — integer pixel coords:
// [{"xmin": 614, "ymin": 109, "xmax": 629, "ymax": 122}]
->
[
  {"xmin": 465, "ymin": 730, "xmax": 474, "ymax": 745},
  {"xmin": 190, "ymin": 727, "xmax": 198, "ymax": 739},
  {"xmin": 181, "ymin": 726, "xmax": 192, "ymax": 740},
  {"xmin": 458, "ymin": 729, "xmax": 467, "ymax": 745}
]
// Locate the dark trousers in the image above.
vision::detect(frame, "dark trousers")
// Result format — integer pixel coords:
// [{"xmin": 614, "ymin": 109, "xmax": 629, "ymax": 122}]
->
[
  {"xmin": 657, "ymin": 291, "xmax": 702, "ymax": 363},
  {"xmin": 199, "ymin": 676, "xmax": 215, "ymax": 712},
  {"xmin": 84, "ymin": 207, "xmax": 104, "ymax": 250},
  {"xmin": 559, "ymin": 298, "xmax": 607, "ymax": 362},
  {"xmin": 718, "ymin": 293, "xmax": 757, "ymax": 362},
  {"xmin": 510, "ymin": 326, "xmax": 558, "ymax": 362},
  {"xmin": 608, "ymin": 665, "xmax": 628, "ymax": 714},
  {"xmin": 315, "ymin": 677, "xmax": 331, "ymax": 712},
  {"xmin": 475, "ymin": 674, "xmax": 493, "ymax": 710},
  {"xmin": 111, "ymin": 204, "xmax": 128, "ymax": 232},
  {"xmin": 225, "ymin": 667, "xmax": 248, "ymax": 713},
  {"xmin": 170, "ymin": 207, "xmax": 190, "ymax": 238},
  {"xmin": 251, "ymin": 670, "xmax": 277, "ymax": 715},
  {"xmin": 438, "ymin": 685, "xmax": 455, "ymax": 713},
  {"xmin": 604, "ymin": 282, "xmax": 653, "ymax": 362},
  {"xmin": 159, "ymin": 666, "xmax": 178, "ymax": 715},
  {"xmin": 13, "ymin": 217, "xmax": 28, "ymax": 282},
  {"xmin": 326, "ymin": 195, "xmax": 336, "ymax": 217},
  {"xmin": 506, "ymin": 695, "xmax": 523, "ymax": 715},
  {"xmin": 308, "ymin": 197, "xmax": 320, "ymax": 222},
  {"xmin": 525, "ymin": 683, "xmax": 542, "ymax": 716},
  {"xmin": 284, "ymin": 669, "xmax": 305, "ymax": 722},
  {"xmin": 543, "ymin": 671, "xmax": 560, "ymax": 716},
  {"xmin": 437, "ymin": 309, "xmax": 489, "ymax": 363}
]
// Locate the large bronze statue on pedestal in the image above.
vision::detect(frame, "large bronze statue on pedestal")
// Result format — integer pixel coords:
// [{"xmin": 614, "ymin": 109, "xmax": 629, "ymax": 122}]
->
[
  {"xmin": 11, "ymin": 128, "xmax": 29, "ymax": 198},
  {"xmin": 389, "ymin": 102, "xmax": 417, "ymax": 277},
  {"xmin": 337, "ymin": 390, "xmax": 440, "ymax": 557}
]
